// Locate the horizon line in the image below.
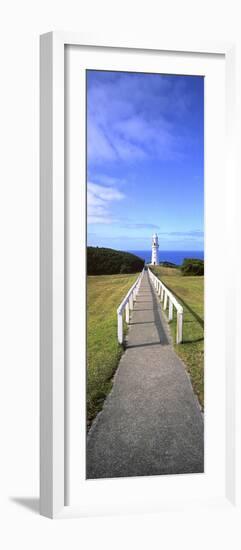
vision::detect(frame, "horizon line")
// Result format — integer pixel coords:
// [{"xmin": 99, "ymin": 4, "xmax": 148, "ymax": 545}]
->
[{"xmin": 87, "ymin": 245, "xmax": 204, "ymax": 252}]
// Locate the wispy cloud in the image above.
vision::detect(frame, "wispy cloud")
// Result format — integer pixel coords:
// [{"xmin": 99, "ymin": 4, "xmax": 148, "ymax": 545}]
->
[
  {"xmin": 90, "ymin": 174, "xmax": 126, "ymax": 187},
  {"xmin": 86, "ymin": 72, "xmax": 204, "ymax": 251},
  {"xmin": 121, "ymin": 223, "xmax": 160, "ymax": 230},
  {"xmin": 87, "ymin": 230, "xmax": 203, "ymax": 245},
  {"xmin": 87, "ymin": 181, "xmax": 125, "ymax": 224},
  {"xmin": 87, "ymin": 72, "xmax": 194, "ymax": 165},
  {"xmin": 160, "ymin": 230, "xmax": 203, "ymax": 238}
]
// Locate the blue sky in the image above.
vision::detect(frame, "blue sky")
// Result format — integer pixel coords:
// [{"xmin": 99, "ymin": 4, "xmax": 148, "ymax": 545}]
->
[{"xmin": 87, "ymin": 70, "xmax": 204, "ymax": 251}]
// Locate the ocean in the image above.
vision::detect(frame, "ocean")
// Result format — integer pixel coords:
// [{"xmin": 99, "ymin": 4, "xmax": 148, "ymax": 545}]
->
[{"xmin": 128, "ymin": 250, "xmax": 204, "ymax": 266}]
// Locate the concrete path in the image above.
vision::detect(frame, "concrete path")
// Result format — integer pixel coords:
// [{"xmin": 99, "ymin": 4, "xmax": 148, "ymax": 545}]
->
[{"xmin": 87, "ymin": 270, "xmax": 204, "ymax": 479}]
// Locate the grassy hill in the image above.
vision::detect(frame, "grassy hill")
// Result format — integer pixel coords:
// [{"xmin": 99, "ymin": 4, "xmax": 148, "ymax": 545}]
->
[
  {"xmin": 87, "ymin": 246, "xmax": 144, "ymax": 275},
  {"xmin": 151, "ymin": 265, "xmax": 204, "ymax": 409},
  {"xmin": 87, "ymin": 272, "xmax": 138, "ymax": 428}
]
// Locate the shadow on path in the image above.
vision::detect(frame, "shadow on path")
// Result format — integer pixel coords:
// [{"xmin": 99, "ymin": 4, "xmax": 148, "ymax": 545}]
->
[
  {"xmin": 127, "ymin": 341, "xmax": 168, "ymax": 349},
  {"xmin": 149, "ymin": 279, "xmax": 169, "ymax": 345},
  {"xmin": 161, "ymin": 281, "xmax": 204, "ymax": 329},
  {"xmin": 86, "ymin": 270, "xmax": 204, "ymax": 479}
]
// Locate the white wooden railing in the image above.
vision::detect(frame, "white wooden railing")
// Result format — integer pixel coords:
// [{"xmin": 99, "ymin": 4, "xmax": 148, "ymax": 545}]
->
[
  {"xmin": 117, "ymin": 269, "xmax": 145, "ymax": 344},
  {"xmin": 148, "ymin": 268, "xmax": 183, "ymax": 344}
]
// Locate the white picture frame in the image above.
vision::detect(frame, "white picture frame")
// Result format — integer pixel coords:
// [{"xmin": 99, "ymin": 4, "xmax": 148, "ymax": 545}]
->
[{"xmin": 40, "ymin": 31, "xmax": 239, "ymax": 519}]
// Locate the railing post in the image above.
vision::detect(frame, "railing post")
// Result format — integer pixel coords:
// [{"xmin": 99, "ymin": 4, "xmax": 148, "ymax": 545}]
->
[
  {"xmin": 176, "ymin": 310, "xmax": 183, "ymax": 344},
  {"xmin": 169, "ymin": 300, "xmax": 173, "ymax": 321},
  {"xmin": 116, "ymin": 270, "xmax": 145, "ymax": 344},
  {"xmin": 149, "ymin": 269, "xmax": 183, "ymax": 345},
  {"xmin": 125, "ymin": 302, "xmax": 129, "ymax": 323},
  {"xmin": 117, "ymin": 311, "xmax": 123, "ymax": 344}
]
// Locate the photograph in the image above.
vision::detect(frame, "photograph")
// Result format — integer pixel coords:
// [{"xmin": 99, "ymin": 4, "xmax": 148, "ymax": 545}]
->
[{"xmin": 86, "ymin": 69, "xmax": 204, "ymax": 479}]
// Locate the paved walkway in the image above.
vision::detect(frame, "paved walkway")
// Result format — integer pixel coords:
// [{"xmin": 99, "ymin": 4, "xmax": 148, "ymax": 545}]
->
[{"xmin": 87, "ymin": 270, "xmax": 204, "ymax": 479}]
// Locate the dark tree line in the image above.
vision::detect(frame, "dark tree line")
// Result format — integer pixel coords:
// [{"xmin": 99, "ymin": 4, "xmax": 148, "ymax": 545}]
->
[
  {"xmin": 180, "ymin": 258, "xmax": 204, "ymax": 276},
  {"xmin": 87, "ymin": 247, "xmax": 144, "ymax": 275}
]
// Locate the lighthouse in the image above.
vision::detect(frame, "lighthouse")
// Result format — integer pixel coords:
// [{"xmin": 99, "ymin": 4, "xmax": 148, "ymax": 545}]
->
[{"xmin": 151, "ymin": 233, "xmax": 159, "ymax": 265}]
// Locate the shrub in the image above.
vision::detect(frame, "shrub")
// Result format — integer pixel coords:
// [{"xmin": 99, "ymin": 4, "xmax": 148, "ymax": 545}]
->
[{"xmin": 181, "ymin": 258, "xmax": 204, "ymax": 276}]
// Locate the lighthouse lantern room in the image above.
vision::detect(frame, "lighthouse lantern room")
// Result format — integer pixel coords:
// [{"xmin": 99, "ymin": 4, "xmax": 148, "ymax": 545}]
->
[{"xmin": 151, "ymin": 233, "xmax": 159, "ymax": 265}]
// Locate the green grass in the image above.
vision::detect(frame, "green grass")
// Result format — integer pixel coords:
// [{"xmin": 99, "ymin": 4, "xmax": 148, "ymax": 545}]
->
[
  {"xmin": 87, "ymin": 272, "xmax": 138, "ymax": 429},
  {"xmin": 151, "ymin": 266, "xmax": 204, "ymax": 409}
]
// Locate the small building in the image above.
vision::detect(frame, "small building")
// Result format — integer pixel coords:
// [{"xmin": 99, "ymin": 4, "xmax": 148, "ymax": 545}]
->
[{"xmin": 151, "ymin": 233, "xmax": 159, "ymax": 265}]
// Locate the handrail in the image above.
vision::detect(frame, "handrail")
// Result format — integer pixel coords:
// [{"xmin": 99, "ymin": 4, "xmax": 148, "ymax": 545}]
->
[
  {"xmin": 117, "ymin": 269, "xmax": 145, "ymax": 344},
  {"xmin": 148, "ymin": 268, "xmax": 183, "ymax": 344}
]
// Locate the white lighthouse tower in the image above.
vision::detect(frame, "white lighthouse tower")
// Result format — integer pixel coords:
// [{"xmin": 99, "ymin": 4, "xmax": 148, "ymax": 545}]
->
[{"xmin": 151, "ymin": 233, "xmax": 159, "ymax": 265}]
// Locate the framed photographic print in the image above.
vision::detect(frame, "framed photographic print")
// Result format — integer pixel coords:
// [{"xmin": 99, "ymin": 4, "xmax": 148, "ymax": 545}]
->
[{"xmin": 40, "ymin": 32, "xmax": 239, "ymax": 518}]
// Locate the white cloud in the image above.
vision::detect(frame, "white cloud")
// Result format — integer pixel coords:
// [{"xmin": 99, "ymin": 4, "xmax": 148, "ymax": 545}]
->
[
  {"xmin": 160, "ymin": 230, "xmax": 204, "ymax": 239},
  {"xmin": 88, "ymin": 121, "xmax": 117, "ymax": 162},
  {"xmin": 121, "ymin": 223, "xmax": 160, "ymax": 230},
  {"xmin": 87, "ymin": 73, "xmax": 191, "ymax": 164},
  {"xmin": 88, "ymin": 182, "xmax": 124, "ymax": 202},
  {"xmin": 87, "ymin": 181, "xmax": 125, "ymax": 225},
  {"xmin": 91, "ymin": 174, "xmax": 126, "ymax": 187}
]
